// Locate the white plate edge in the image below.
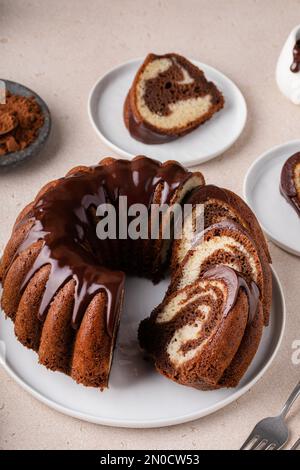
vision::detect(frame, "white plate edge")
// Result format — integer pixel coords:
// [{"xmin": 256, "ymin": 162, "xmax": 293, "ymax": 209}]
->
[
  {"xmin": 243, "ymin": 139, "xmax": 300, "ymax": 256},
  {"xmin": 0, "ymin": 266, "xmax": 285, "ymax": 429},
  {"xmin": 87, "ymin": 57, "xmax": 247, "ymax": 167}
]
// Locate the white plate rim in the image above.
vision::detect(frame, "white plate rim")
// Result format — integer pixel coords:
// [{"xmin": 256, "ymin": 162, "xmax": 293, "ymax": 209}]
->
[
  {"xmin": 0, "ymin": 266, "xmax": 285, "ymax": 428},
  {"xmin": 243, "ymin": 139, "xmax": 300, "ymax": 257},
  {"xmin": 87, "ymin": 57, "xmax": 247, "ymax": 167}
]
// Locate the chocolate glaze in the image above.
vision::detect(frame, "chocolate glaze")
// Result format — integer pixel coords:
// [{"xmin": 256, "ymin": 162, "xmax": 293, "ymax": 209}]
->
[
  {"xmin": 189, "ymin": 219, "xmax": 262, "ymax": 323},
  {"xmin": 291, "ymin": 40, "xmax": 300, "ymax": 73},
  {"xmin": 280, "ymin": 152, "xmax": 300, "ymax": 217},
  {"xmin": 186, "ymin": 184, "xmax": 250, "ymax": 242},
  {"xmin": 187, "ymin": 184, "xmax": 231, "ymax": 206},
  {"xmin": 202, "ymin": 265, "xmax": 260, "ymax": 324},
  {"xmin": 124, "ymin": 93, "xmax": 178, "ymax": 144},
  {"xmin": 10, "ymin": 156, "xmax": 193, "ymax": 337}
]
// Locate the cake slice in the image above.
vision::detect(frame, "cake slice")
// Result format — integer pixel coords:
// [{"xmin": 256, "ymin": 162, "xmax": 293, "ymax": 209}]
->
[
  {"xmin": 171, "ymin": 220, "xmax": 271, "ymax": 325},
  {"xmin": 139, "ymin": 265, "xmax": 258, "ymax": 389},
  {"xmin": 170, "ymin": 220, "xmax": 269, "ymax": 387},
  {"xmin": 171, "ymin": 185, "xmax": 272, "ymax": 326},
  {"xmin": 124, "ymin": 53, "xmax": 224, "ymax": 143},
  {"xmin": 172, "ymin": 185, "xmax": 271, "ymax": 271},
  {"xmin": 139, "ymin": 220, "xmax": 269, "ymax": 390},
  {"xmin": 280, "ymin": 152, "xmax": 300, "ymax": 217}
]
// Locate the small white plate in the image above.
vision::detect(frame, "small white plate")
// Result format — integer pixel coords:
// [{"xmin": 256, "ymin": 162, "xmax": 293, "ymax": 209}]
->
[
  {"xmin": 0, "ymin": 267, "xmax": 285, "ymax": 428},
  {"xmin": 88, "ymin": 58, "xmax": 247, "ymax": 167},
  {"xmin": 244, "ymin": 140, "xmax": 300, "ymax": 256}
]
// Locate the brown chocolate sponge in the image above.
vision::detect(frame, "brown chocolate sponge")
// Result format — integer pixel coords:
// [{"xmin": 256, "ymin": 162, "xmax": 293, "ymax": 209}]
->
[{"xmin": 124, "ymin": 53, "xmax": 224, "ymax": 143}]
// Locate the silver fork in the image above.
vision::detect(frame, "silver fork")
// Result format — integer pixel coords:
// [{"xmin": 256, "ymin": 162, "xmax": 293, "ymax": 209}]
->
[
  {"xmin": 241, "ymin": 380, "xmax": 300, "ymax": 450},
  {"xmin": 291, "ymin": 438, "xmax": 300, "ymax": 450}
]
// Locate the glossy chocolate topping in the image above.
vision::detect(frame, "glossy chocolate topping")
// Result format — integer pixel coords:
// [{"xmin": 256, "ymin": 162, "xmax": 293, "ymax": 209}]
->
[
  {"xmin": 291, "ymin": 39, "xmax": 300, "ymax": 73},
  {"xmin": 187, "ymin": 184, "xmax": 231, "ymax": 205},
  {"xmin": 11, "ymin": 156, "xmax": 193, "ymax": 337},
  {"xmin": 182, "ymin": 185, "xmax": 240, "ymax": 236},
  {"xmin": 202, "ymin": 265, "xmax": 260, "ymax": 323},
  {"xmin": 189, "ymin": 219, "xmax": 262, "ymax": 323},
  {"xmin": 280, "ymin": 152, "xmax": 300, "ymax": 217},
  {"xmin": 124, "ymin": 93, "xmax": 178, "ymax": 144}
]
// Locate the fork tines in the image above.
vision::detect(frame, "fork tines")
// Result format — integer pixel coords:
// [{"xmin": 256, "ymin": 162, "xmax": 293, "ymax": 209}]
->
[{"xmin": 241, "ymin": 434, "xmax": 279, "ymax": 450}]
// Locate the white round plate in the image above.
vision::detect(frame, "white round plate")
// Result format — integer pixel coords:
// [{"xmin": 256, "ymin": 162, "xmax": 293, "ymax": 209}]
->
[
  {"xmin": 88, "ymin": 58, "xmax": 247, "ymax": 167},
  {"xmin": 0, "ymin": 267, "xmax": 285, "ymax": 428},
  {"xmin": 244, "ymin": 140, "xmax": 300, "ymax": 256}
]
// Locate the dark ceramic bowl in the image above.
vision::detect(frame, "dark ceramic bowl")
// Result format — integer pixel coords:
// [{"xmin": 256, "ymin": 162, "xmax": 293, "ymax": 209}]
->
[{"xmin": 0, "ymin": 79, "xmax": 51, "ymax": 167}]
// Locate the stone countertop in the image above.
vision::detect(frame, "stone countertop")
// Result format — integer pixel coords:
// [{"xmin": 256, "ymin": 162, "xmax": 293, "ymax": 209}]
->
[{"xmin": 0, "ymin": 0, "xmax": 300, "ymax": 450}]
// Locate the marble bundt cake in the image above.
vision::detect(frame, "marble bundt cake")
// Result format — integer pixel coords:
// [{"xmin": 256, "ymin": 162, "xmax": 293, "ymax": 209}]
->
[
  {"xmin": 0, "ymin": 156, "xmax": 272, "ymax": 391},
  {"xmin": 0, "ymin": 156, "xmax": 204, "ymax": 389},
  {"xmin": 280, "ymin": 152, "xmax": 300, "ymax": 217},
  {"xmin": 124, "ymin": 53, "xmax": 224, "ymax": 144},
  {"xmin": 139, "ymin": 220, "xmax": 272, "ymax": 389}
]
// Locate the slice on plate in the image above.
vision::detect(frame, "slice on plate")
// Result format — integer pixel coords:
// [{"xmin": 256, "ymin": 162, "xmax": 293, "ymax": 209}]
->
[
  {"xmin": 124, "ymin": 53, "xmax": 224, "ymax": 143},
  {"xmin": 280, "ymin": 152, "xmax": 300, "ymax": 217}
]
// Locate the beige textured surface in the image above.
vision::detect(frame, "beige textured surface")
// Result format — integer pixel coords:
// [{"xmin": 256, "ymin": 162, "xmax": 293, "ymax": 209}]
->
[{"xmin": 1, "ymin": 0, "xmax": 300, "ymax": 450}]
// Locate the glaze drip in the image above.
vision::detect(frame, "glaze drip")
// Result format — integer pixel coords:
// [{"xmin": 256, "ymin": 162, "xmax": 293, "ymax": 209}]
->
[
  {"xmin": 124, "ymin": 93, "xmax": 178, "ymax": 144},
  {"xmin": 202, "ymin": 265, "xmax": 260, "ymax": 323},
  {"xmin": 291, "ymin": 39, "xmax": 300, "ymax": 73},
  {"xmin": 11, "ymin": 157, "xmax": 193, "ymax": 336}
]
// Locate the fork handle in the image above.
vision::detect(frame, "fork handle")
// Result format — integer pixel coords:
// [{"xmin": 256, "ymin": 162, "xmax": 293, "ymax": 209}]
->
[{"xmin": 280, "ymin": 381, "xmax": 300, "ymax": 419}]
